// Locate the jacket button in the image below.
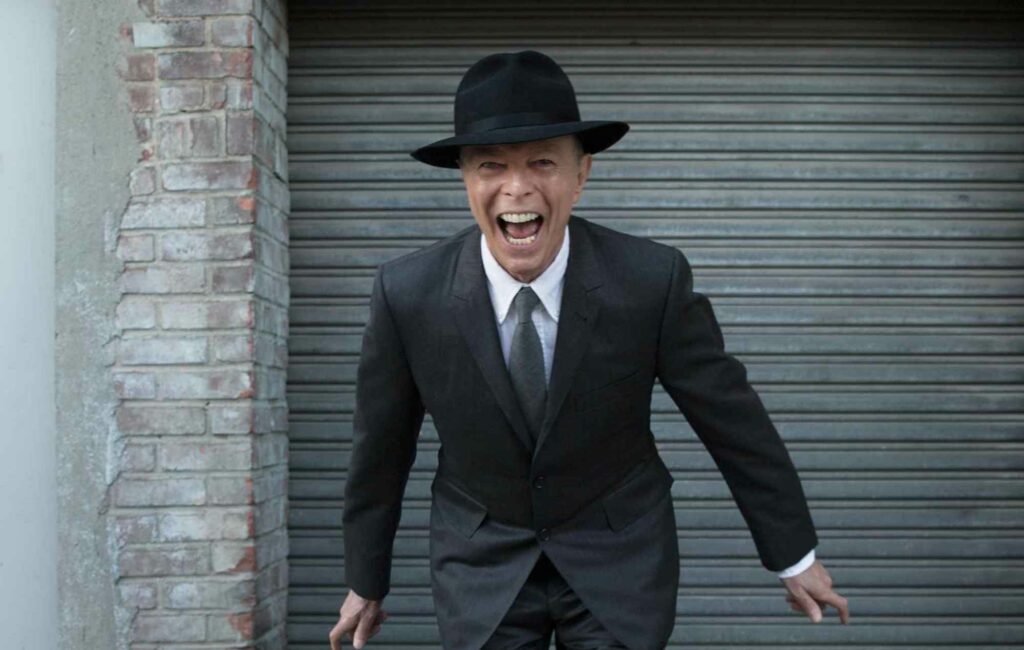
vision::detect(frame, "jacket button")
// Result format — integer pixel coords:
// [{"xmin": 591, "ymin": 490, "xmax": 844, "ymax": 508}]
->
[
  {"xmin": 538, "ymin": 528, "xmax": 550, "ymax": 541},
  {"xmin": 533, "ymin": 475, "xmax": 545, "ymax": 489}
]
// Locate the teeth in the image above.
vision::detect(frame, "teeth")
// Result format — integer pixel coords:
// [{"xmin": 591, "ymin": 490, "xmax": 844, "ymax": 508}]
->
[
  {"xmin": 498, "ymin": 212, "xmax": 541, "ymax": 223},
  {"xmin": 505, "ymin": 232, "xmax": 538, "ymax": 245}
]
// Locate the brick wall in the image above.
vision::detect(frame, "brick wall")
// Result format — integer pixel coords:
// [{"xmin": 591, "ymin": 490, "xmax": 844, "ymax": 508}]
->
[{"xmin": 112, "ymin": 0, "xmax": 290, "ymax": 646}]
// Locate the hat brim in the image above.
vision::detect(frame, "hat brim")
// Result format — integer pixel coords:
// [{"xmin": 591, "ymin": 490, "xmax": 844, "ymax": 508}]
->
[{"xmin": 410, "ymin": 120, "xmax": 629, "ymax": 169}]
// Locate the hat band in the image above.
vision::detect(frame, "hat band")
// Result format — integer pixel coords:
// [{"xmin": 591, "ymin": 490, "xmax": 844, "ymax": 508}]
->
[{"xmin": 462, "ymin": 111, "xmax": 574, "ymax": 135}]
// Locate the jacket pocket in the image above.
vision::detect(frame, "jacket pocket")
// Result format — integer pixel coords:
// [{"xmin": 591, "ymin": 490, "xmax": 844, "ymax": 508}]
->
[
  {"xmin": 601, "ymin": 452, "xmax": 674, "ymax": 532},
  {"xmin": 574, "ymin": 368, "xmax": 642, "ymax": 414},
  {"xmin": 431, "ymin": 475, "xmax": 488, "ymax": 539}
]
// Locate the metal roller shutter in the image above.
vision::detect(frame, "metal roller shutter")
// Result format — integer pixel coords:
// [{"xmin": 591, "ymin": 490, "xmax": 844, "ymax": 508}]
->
[{"xmin": 285, "ymin": 2, "xmax": 1024, "ymax": 647}]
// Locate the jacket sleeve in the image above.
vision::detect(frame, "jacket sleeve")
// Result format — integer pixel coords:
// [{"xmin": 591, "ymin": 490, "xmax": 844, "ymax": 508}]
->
[
  {"xmin": 342, "ymin": 264, "xmax": 426, "ymax": 600},
  {"xmin": 655, "ymin": 248, "xmax": 818, "ymax": 572}
]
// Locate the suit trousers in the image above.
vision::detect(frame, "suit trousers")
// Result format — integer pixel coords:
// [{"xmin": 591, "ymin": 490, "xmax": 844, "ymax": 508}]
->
[{"xmin": 481, "ymin": 550, "xmax": 630, "ymax": 650}]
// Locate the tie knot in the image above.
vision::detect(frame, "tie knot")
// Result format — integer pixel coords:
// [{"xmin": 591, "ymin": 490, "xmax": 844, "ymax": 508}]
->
[{"xmin": 512, "ymin": 286, "xmax": 541, "ymax": 321}]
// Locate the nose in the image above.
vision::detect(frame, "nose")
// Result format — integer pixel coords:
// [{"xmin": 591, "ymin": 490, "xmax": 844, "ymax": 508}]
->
[{"xmin": 502, "ymin": 167, "xmax": 533, "ymax": 199}]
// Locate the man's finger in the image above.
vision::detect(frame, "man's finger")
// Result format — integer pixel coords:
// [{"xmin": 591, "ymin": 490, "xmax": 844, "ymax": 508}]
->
[
  {"xmin": 819, "ymin": 589, "xmax": 850, "ymax": 624},
  {"xmin": 352, "ymin": 610, "xmax": 377, "ymax": 649},
  {"xmin": 793, "ymin": 588, "xmax": 823, "ymax": 623},
  {"xmin": 329, "ymin": 615, "xmax": 353, "ymax": 650}
]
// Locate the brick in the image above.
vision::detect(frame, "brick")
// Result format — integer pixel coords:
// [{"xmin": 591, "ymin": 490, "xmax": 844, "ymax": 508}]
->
[
  {"xmin": 129, "ymin": 166, "xmax": 157, "ymax": 195},
  {"xmin": 119, "ymin": 546, "xmax": 209, "ymax": 577},
  {"xmin": 116, "ymin": 299, "xmax": 157, "ymax": 330},
  {"xmin": 255, "ymin": 562, "xmax": 286, "ymax": 603},
  {"xmin": 132, "ymin": 19, "xmax": 205, "ymax": 47},
  {"xmin": 211, "ymin": 333, "xmax": 253, "ymax": 362},
  {"xmin": 155, "ymin": 0, "xmax": 253, "ymax": 16},
  {"xmin": 133, "ymin": 115, "xmax": 152, "ymax": 142},
  {"xmin": 209, "ymin": 405, "xmax": 253, "ymax": 434},
  {"xmin": 127, "ymin": 84, "xmax": 156, "ymax": 113},
  {"xmin": 157, "ymin": 369, "xmax": 254, "ymax": 399},
  {"xmin": 156, "ymin": 115, "xmax": 221, "ymax": 158},
  {"xmin": 255, "ymin": 366, "xmax": 284, "ymax": 400},
  {"xmin": 209, "ymin": 610, "xmax": 254, "ymax": 642},
  {"xmin": 256, "ymin": 528, "xmax": 288, "ymax": 569},
  {"xmin": 120, "ymin": 443, "xmax": 157, "ymax": 472},
  {"xmin": 256, "ymin": 591, "xmax": 288, "ymax": 638},
  {"xmin": 161, "ymin": 231, "xmax": 254, "ymax": 261},
  {"xmin": 268, "ymin": 404, "xmax": 288, "ymax": 432},
  {"xmin": 207, "ymin": 195, "xmax": 255, "ymax": 225},
  {"xmin": 122, "ymin": 197, "xmax": 205, "ymax": 228},
  {"xmin": 211, "ymin": 16, "xmax": 254, "ymax": 47},
  {"xmin": 162, "ymin": 160, "xmax": 256, "ymax": 191},
  {"xmin": 266, "ymin": 334, "xmax": 288, "ymax": 369},
  {"xmin": 254, "ymin": 200, "xmax": 287, "ymax": 243},
  {"xmin": 119, "ymin": 336, "xmax": 207, "ymax": 365},
  {"xmin": 226, "ymin": 111, "xmax": 253, "ymax": 155},
  {"xmin": 212, "ymin": 543, "xmax": 255, "ymax": 573},
  {"xmin": 118, "ymin": 404, "xmax": 206, "ymax": 435},
  {"xmin": 115, "ymin": 477, "xmax": 205, "ymax": 507},
  {"xmin": 132, "ymin": 613, "xmax": 206, "ymax": 642},
  {"xmin": 254, "ymin": 233, "xmax": 287, "ymax": 273},
  {"xmin": 253, "ymin": 434, "xmax": 286, "ymax": 469},
  {"xmin": 120, "ymin": 265, "xmax": 206, "ymax": 294},
  {"xmin": 164, "ymin": 579, "xmax": 255, "ymax": 609},
  {"xmin": 256, "ymin": 560, "xmax": 287, "ymax": 601},
  {"xmin": 164, "ymin": 581, "xmax": 202, "ymax": 608},
  {"xmin": 253, "ymin": 115, "xmax": 276, "ymax": 167},
  {"xmin": 224, "ymin": 79, "xmax": 253, "ymax": 108},
  {"xmin": 159, "ymin": 441, "xmax": 253, "ymax": 471},
  {"xmin": 118, "ymin": 53, "xmax": 156, "ymax": 81},
  {"xmin": 113, "ymin": 372, "xmax": 157, "ymax": 399},
  {"xmin": 160, "ymin": 299, "xmax": 252, "ymax": 329},
  {"xmin": 119, "ymin": 582, "xmax": 158, "ymax": 609},
  {"xmin": 254, "ymin": 299, "xmax": 287, "ymax": 338},
  {"xmin": 207, "ymin": 476, "xmax": 254, "ymax": 505},
  {"xmin": 115, "ymin": 515, "xmax": 159, "ymax": 546},
  {"xmin": 207, "ymin": 79, "xmax": 228, "ymax": 108},
  {"xmin": 158, "ymin": 50, "xmax": 253, "ymax": 80},
  {"xmin": 256, "ymin": 164, "xmax": 287, "ymax": 211},
  {"xmin": 159, "ymin": 82, "xmax": 206, "ymax": 112},
  {"xmin": 254, "ymin": 505, "xmax": 286, "ymax": 545},
  {"xmin": 159, "ymin": 508, "xmax": 252, "ymax": 541},
  {"xmin": 252, "ymin": 467, "xmax": 286, "ymax": 504},
  {"xmin": 211, "ymin": 262, "xmax": 256, "ymax": 293},
  {"xmin": 116, "ymin": 234, "xmax": 155, "ymax": 262}
]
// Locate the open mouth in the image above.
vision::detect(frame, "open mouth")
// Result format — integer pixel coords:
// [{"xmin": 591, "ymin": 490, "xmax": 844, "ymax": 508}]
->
[{"xmin": 497, "ymin": 212, "xmax": 544, "ymax": 246}]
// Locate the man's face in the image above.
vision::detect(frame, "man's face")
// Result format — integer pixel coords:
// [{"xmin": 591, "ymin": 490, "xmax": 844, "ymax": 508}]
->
[{"xmin": 458, "ymin": 134, "xmax": 593, "ymax": 283}]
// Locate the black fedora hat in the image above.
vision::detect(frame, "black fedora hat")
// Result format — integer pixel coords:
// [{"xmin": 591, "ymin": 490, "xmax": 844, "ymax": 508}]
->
[{"xmin": 410, "ymin": 50, "xmax": 629, "ymax": 169}]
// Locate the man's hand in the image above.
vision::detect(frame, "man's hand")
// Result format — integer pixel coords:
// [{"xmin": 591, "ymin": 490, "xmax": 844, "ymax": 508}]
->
[
  {"xmin": 780, "ymin": 560, "xmax": 850, "ymax": 624},
  {"xmin": 329, "ymin": 589, "xmax": 389, "ymax": 649}
]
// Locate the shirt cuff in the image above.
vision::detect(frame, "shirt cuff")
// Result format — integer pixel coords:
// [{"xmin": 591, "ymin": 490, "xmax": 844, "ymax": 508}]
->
[{"xmin": 776, "ymin": 548, "xmax": 816, "ymax": 579}]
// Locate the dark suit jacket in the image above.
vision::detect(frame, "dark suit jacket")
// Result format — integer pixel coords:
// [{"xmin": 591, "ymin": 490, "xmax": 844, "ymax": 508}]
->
[{"xmin": 343, "ymin": 214, "xmax": 818, "ymax": 649}]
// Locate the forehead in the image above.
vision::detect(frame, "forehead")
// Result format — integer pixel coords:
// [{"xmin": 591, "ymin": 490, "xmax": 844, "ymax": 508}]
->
[{"xmin": 460, "ymin": 135, "xmax": 572, "ymax": 159}]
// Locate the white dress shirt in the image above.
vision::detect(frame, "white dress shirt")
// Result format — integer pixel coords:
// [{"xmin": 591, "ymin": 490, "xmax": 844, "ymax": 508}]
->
[{"xmin": 479, "ymin": 226, "xmax": 815, "ymax": 579}]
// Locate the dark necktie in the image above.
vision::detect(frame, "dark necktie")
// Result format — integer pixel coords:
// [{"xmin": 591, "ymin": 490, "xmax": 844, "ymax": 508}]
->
[{"xmin": 508, "ymin": 286, "xmax": 547, "ymax": 444}]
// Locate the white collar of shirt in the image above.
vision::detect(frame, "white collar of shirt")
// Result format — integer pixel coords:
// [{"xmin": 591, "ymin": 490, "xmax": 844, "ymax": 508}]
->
[{"xmin": 480, "ymin": 224, "xmax": 569, "ymax": 325}]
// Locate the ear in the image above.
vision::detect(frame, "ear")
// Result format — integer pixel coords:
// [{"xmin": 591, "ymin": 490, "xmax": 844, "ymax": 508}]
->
[{"xmin": 572, "ymin": 153, "xmax": 593, "ymax": 204}]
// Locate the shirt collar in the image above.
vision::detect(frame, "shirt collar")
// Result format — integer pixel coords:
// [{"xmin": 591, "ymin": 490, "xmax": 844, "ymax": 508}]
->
[{"xmin": 480, "ymin": 224, "xmax": 569, "ymax": 324}]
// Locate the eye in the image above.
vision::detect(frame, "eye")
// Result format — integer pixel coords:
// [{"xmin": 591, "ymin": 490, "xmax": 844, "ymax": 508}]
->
[
  {"xmin": 535, "ymin": 159, "xmax": 555, "ymax": 166},
  {"xmin": 479, "ymin": 161, "xmax": 502, "ymax": 170}
]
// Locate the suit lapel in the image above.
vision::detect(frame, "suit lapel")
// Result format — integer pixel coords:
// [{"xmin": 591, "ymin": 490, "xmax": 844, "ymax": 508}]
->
[
  {"xmin": 449, "ymin": 216, "xmax": 605, "ymax": 459},
  {"xmin": 534, "ymin": 215, "xmax": 603, "ymax": 460},
  {"xmin": 450, "ymin": 226, "xmax": 535, "ymax": 453}
]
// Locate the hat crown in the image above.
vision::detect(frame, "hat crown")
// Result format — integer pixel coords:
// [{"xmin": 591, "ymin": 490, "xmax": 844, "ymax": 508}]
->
[{"xmin": 454, "ymin": 50, "xmax": 581, "ymax": 136}]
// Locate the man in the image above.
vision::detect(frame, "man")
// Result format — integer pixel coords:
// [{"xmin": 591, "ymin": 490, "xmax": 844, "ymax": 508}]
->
[{"xmin": 331, "ymin": 50, "xmax": 849, "ymax": 650}]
